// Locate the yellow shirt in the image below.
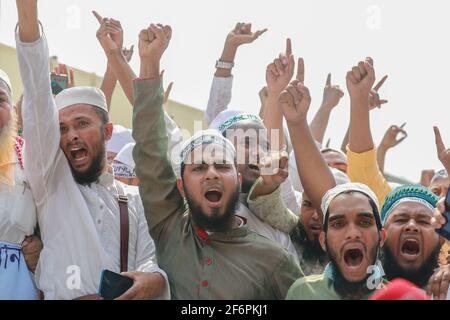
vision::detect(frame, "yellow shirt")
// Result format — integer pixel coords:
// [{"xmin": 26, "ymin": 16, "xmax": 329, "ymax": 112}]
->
[{"xmin": 346, "ymin": 146, "xmax": 392, "ymax": 208}]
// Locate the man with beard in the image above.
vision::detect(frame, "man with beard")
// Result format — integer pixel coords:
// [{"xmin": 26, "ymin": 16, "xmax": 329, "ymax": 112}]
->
[
  {"xmin": 291, "ymin": 168, "xmax": 350, "ymax": 276},
  {"xmin": 132, "ymin": 21, "xmax": 302, "ymax": 299},
  {"xmin": 379, "ymin": 185, "xmax": 441, "ymax": 291},
  {"xmin": 287, "ymin": 183, "xmax": 386, "ymax": 299},
  {"xmin": 209, "ymin": 111, "xmax": 298, "ymax": 258},
  {"xmin": 0, "ymin": 68, "xmax": 42, "ymax": 299},
  {"xmin": 15, "ymin": 0, "xmax": 169, "ymax": 300}
]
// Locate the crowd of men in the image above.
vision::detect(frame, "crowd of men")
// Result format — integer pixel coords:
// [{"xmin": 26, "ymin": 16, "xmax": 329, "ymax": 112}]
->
[{"xmin": 1, "ymin": 0, "xmax": 450, "ymax": 300}]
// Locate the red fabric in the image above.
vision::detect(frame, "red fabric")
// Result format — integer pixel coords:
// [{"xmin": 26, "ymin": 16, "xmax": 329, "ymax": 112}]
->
[
  {"xmin": 14, "ymin": 136, "xmax": 24, "ymax": 170},
  {"xmin": 370, "ymin": 278, "xmax": 429, "ymax": 300}
]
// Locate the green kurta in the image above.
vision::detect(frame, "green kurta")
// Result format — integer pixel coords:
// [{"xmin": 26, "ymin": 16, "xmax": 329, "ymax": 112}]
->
[{"xmin": 132, "ymin": 79, "xmax": 303, "ymax": 300}]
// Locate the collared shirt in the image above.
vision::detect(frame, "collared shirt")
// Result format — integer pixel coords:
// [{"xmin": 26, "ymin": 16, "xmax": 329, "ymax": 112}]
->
[
  {"xmin": 133, "ymin": 78, "xmax": 303, "ymax": 299},
  {"xmin": 16, "ymin": 30, "xmax": 169, "ymax": 300},
  {"xmin": 0, "ymin": 148, "xmax": 37, "ymax": 245}
]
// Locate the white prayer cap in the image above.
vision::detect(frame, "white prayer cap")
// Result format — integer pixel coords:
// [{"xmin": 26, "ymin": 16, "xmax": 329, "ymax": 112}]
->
[
  {"xmin": 55, "ymin": 86, "xmax": 107, "ymax": 112},
  {"xmin": 321, "ymin": 182, "xmax": 379, "ymax": 221},
  {"xmin": 180, "ymin": 129, "xmax": 236, "ymax": 165},
  {"xmin": 114, "ymin": 142, "xmax": 135, "ymax": 169},
  {"xmin": 331, "ymin": 168, "xmax": 351, "ymax": 186},
  {"xmin": 209, "ymin": 110, "xmax": 263, "ymax": 134},
  {"xmin": 107, "ymin": 125, "xmax": 134, "ymax": 155},
  {"xmin": 0, "ymin": 69, "xmax": 12, "ymax": 94}
]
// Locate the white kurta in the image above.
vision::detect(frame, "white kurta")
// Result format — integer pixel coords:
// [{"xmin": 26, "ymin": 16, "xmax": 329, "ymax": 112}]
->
[
  {"xmin": 0, "ymin": 152, "xmax": 37, "ymax": 245},
  {"xmin": 16, "ymin": 29, "xmax": 169, "ymax": 300}
]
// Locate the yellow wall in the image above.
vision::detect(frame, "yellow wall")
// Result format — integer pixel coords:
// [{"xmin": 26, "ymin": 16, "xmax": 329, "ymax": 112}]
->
[{"xmin": 0, "ymin": 42, "xmax": 205, "ymax": 134}]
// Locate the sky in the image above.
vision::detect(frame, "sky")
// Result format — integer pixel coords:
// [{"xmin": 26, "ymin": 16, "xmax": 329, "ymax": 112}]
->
[{"xmin": 0, "ymin": 0, "xmax": 449, "ymax": 182}]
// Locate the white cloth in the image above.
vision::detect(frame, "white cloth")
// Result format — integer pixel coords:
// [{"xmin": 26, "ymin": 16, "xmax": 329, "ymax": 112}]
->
[
  {"xmin": 55, "ymin": 86, "xmax": 107, "ymax": 112},
  {"xmin": 205, "ymin": 76, "xmax": 233, "ymax": 126},
  {"xmin": 0, "ymin": 153, "xmax": 37, "ymax": 245},
  {"xmin": 16, "ymin": 31, "xmax": 169, "ymax": 300},
  {"xmin": 321, "ymin": 182, "xmax": 379, "ymax": 217},
  {"xmin": 0, "ymin": 69, "xmax": 12, "ymax": 94},
  {"xmin": 114, "ymin": 142, "xmax": 135, "ymax": 169},
  {"xmin": 107, "ymin": 125, "xmax": 133, "ymax": 155}
]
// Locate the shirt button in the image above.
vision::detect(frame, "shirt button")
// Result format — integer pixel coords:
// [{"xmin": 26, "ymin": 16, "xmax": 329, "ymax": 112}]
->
[
  {"xmin": 201, "ymin": 280, "xmax": 208, "ymax": 287},
  {"xmin": 100, "ymin": 205, "xmax": 104, "ymax": 210},
  {"xmin": 206, "ymin": 258, "xmax": 213, "ymax": 266},
  {"xmin": 97, "ymin": 219, "xmax": 101, "ymax": 224}
]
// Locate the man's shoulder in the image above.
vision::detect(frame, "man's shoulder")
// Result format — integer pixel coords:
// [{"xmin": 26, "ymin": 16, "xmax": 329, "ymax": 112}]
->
[{"xmin": 286, "ymin": 273, "xmax": 330, "ymax": 299}]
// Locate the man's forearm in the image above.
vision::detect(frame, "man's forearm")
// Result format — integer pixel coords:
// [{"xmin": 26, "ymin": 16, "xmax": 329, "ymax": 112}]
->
[
  {"xmin": 349, "ymin": 98, "xmax": 374, "ymax": 153},
  {"xmin": 16, "ymin": 0, "xmax": 40, "ymax": 43},
  {"xmin": 264, "ymin": 95, "xmax": 286, "ymax": 150},
  {"xmin": 108, "ymin": 49, "xmax": 137, "ymax": 105},
  {"xmin": 101, "ymin": 65, "xmax": 117, "ymax": 111},
  {"xmin": 288, "ymin": 119, "xmax": 335, "ymax": 210},
  {"xmin": 309, "ymin": 105, "xmax": 333, "ymax": 144}
]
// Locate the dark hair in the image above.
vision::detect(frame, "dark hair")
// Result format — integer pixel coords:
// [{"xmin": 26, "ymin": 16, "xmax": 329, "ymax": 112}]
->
[
  {"xmin": 323, "ymin": 190, "xmax": 382, "ymax": 232},
  {"xmin": 92, "ymin": 106, "xmax": 109, "ymax": 125}
]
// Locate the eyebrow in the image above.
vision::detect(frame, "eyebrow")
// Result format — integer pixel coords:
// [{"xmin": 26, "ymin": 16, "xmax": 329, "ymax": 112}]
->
[
  {"xmin": 328, "ymin": 212, "xmax": 374, "ymax": 222},
  {"xmin": 393, "ymin": 212, "xmax": 431, "ymax": 220}
]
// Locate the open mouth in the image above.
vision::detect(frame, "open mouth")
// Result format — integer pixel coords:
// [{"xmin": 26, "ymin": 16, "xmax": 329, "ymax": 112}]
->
[
  {"xmin": 204, "ymin": 190, "xmax": 223, "ymax": 203},
  {"xmin": 70, "ymin": 147, "xmax": 88, "ymax": 163},
  {"xmin": 344, "ymin": 248, "xmax": 364, "ymax": 267},
  {"xmin": 309, "ymin": 223, "xmax": 322, "ymax": 233},
  {"xmin": 401, "ymin": 239, "xmax": 421, "ymax": 257}
]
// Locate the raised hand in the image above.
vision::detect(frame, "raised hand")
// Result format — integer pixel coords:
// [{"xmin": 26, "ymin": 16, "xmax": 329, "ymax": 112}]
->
[
  {"xmin": 346, "ymin": 57, "xmax": 376, "ymax": 104},
  {"xmin": 138, "ymin": 24, "xmax": 171, "ymax": 61},
  {"xmin": 321, "ymin": 73, "xmax": 344, "ymax": 110},
  {"xmin": 380, "ymin": 123, "xmax": 407, "ymax": 149},
  {"xmin": 434, "ymin": 126, "xmax": 450, "ymax": 174},
  {"xmin": 53, "ymin": 63, "xmax": 75, "ymax": 88},
  {"xmin": 278, "ymin": 80, "xmax": 311, "ymax": 126},
  {"xmin": 93, "ymin": 11, "xmax": 123, "ymax": 56},
  {"xmin": 266, "ymin": 39, "xmax": 296, "ymax": 95},
  {"xmin": 122, "ymin": 45, "xmax": 134, "ymax": 63},
  {"xmin": 138, "ymin": 23, "xmax": 172, "ymax": 78},
  {"xmin": 250, "ymin": 150, "xmax": 289, "ymax": 199},
  {"xmin": 225, "ymin": 23, "xmax": 267, "ymax": 48},
  {"xmin": 369, "ymin": 75, "xmax": 388, "ymax": 110}
]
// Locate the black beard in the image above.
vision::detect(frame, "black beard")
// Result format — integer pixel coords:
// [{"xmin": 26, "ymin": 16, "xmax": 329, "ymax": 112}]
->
[
  {"xmin": 328, "ymin": 256, "xmax": 375, "ymax": 300},
  {"xmin": 185, "ymin": 183, "xmax": 240, "ymax": 232},
  {"xmin": 380, "ymin": 244, "xmax": 440, "ymax": 288},
  {"xmin": 292, "ymin": 224, "xmax": 327, "ymax": 261},
  {"xmin": 69, "ymin": 144, "xmax": 105, "ymax": 186},
  {"xmin": 327, "ymin": 234, "xmax": 380, "ymax": 300},
  {"xmin": 241, "ymin": 176, "xmax": 256, "ymax": 194}
]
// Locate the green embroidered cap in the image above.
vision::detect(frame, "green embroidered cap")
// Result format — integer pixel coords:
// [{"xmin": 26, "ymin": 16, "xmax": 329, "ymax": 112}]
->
[{"xmin": 381, "ymin": 184, "xmax": 439, "ymax": 224}]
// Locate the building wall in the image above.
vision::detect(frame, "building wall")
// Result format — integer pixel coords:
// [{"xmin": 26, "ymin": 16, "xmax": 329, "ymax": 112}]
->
[{"xmin": 0, "ymin": 42, "xmax": 205, "ymax": 134}]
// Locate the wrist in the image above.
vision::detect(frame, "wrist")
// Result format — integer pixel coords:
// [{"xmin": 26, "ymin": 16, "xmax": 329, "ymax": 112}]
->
[
  {"xmin": 378, "ymin": 143, "xmax": 390, "ymax": 152},
  {"xmin": 139, "ymin": 60, "xmax": 160, "ymax": 79},
  {"xmin": 319, "ymin": 102, "xmax": 334, "ymax": 112},
  {"xmin": 220, "ymin": 44, "xmax": 237, "ymax": 62}
]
